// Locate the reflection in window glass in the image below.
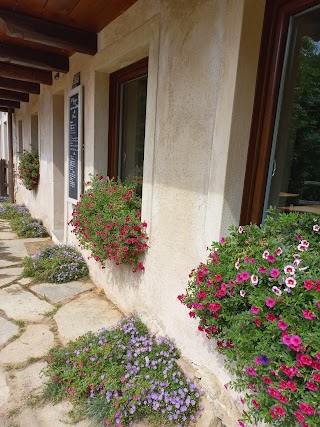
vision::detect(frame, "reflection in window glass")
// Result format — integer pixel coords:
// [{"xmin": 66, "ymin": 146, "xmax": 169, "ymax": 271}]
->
[
  {"xmin": 264, "ymin": 7, "xmax": 320, "ymax": 217},
  {"xmin": 118, "ymin": 75, "xmax": 147, "ymax": 190}
]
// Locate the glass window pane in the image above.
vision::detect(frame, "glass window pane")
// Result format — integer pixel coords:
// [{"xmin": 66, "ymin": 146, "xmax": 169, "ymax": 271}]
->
[
  {"xmin": 264, "ymin": 6, "xmax": 320, "ymax": 217},
  {"xmin": 118, "ymin": 75, "xmax": 147, "ymax": 188}
]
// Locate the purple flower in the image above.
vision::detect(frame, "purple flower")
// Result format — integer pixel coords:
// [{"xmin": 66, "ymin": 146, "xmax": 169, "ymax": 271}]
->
[{"xmin": 259, "ymin": 354, "xmax": 270, "ymax": 365}]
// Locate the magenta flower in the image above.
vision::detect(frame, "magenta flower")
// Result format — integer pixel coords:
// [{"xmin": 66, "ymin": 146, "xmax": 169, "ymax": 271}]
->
[
  {"xmin": 251, "ymin": 306, "xmax": 259, "ymax": 315},
  {"xmin": 302, "ymin": 309, "xmax": 316, "ymax": 320},
  {"xmin": 266, "ymin": 298, "xmax": 276, "ymax": 308},
  {"xmin": 270, "ymin": 268, "xmax": 280, "ymax": 278},
  {"xmin": 278, "ymin": 321, "xmax": 288, "ymax": 330},
  {"xmin": 258, "ymin": 266, "xmax": 267, "ymax": 274}
]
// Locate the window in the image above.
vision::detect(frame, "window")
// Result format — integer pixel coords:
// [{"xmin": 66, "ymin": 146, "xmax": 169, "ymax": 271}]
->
[
  {"xmin": 31, "ymin": 114, "xmax": 39, "ymax": 153},
  {"xmin": 108, "ymin": 58, "xmax": 148, "ymax": 190},
  {"xmin": 241, "ymin": 0, "xmax": 320, "ymax": 224}
]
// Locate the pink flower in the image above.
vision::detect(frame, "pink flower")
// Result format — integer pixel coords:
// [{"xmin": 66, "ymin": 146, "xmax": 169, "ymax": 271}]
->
[
  {"xmin": 274, "ymin": 406, "xmax": 286, "ymax": 416},
  {"xmin": 241, "ymin": 271, "xmax": 250, "ymax": 280},
  {"xmin": 238, "ymin": 421, "xmax": 245, "ymax": 427},
  {"xmin": 240, "ymin": 290, "xmax": 246, "ymax": 297},
  {"xmin": 251, "ymin": 274, "xmax": 258, "ymax": 285},
  {"xmin": 251, "ymin": 306, "xmax": 260, "ymax": 315},
  {"xmin": 267, "ymin": 255, "xmax": 276, "ymax": 263},
  {"xmin": 238, "ymin": 226, "xmax": 244, "ymax": 234},
  {"xmin": 313, "ymin": 224, "xmax": 319, "ymax": 232},
  {"xmin": 282, "ymin": 334, "xmax": 292, "ymax": 345},
  {"xmin": 278, "ymin": 321, "xmax": 288, "ymax": 330},
  {"xmin": 235, "ymin": 261, "xmax": 241, "ymax": 270},
  {"xmin": 285, "ymin": 277, "xmax": 296, "ymax": 288},
  {"xmin": 272, "ymin": 286, "xmax": 282, "ymax": 296},
  {"xmin": 252, "ymin": 399, "xmax": 260, "ymax": 409},
  {"xmin": 313, "ymin": 373, "xmax": 320, "ymax": 382},
  {"xmin": 259, "ymin": 266, "xmax": 267, "ymax": 274},
  {"xmin": 220, "ymin": 237, "xmax": 225, "ymax": 244},
  {"xmin": 270, "ymin": 268, "xmax": 280, "ymax": 278},
  {"xmin": 275, "ymin": 247, "xmax": 283, "ymax": 256},
  {"xmin": 284, "ymin": 265, "xmax": 295, "ymax": 275},
  {"xmin": 299, "ymin": 402, "xmax": 314, "ymax": 415},
  {"xmin": 266, "ymin": 298, "xmax": 276, "ymax": 308},
  {"xmin": 290, "ymin": 335, "xmax": 302, "ymax": 347},
  {"xmin": 302, "ymin": 309, "xmax": 316, "ymax": 320},
  {"xmin": 294, "ymin": 411, "xmax": 305, "ymax": 422},
  {"xmin": 246, "ymin": 367, "xmax": 257, "ymax": 376},
  {"xmin": 209, "ymin": 302, "xmax": 221, "ymax": 313},
  {"xmin": 262, "ymin": 250, "xmax": 269, "ymax": 259},
  {"xmin": 297, "ymin": 243, "xmax": 307, "ymax": 252},
  {"xmin": 254, "ymin": 356, "xmax": 261, "ymax": 364},
  {"xmin": 267, "ymin": 313, "xmax": 276, "ymax": 322},
  {"xmin": 262, "ymin": 376, "xmax": 272, "ymax": 384},
  {"xmin": 306, "ymin": 381, "xmax": 318, "ymax": 391}
]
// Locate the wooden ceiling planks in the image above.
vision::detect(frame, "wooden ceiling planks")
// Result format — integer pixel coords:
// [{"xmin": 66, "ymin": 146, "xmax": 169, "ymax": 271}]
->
[{"xmin": 0, "ymin": 0, "xmax": 139, "ymax": 101}]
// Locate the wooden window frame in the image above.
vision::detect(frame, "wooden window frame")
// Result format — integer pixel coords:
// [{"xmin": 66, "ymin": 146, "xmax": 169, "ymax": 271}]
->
[
  {"xmin": 240, "ymin": 0, "xmax": 320, "ymax": 225},
  {"xmin": 108, "ymin": 57, "xmax": 148, "ymax": 178}
]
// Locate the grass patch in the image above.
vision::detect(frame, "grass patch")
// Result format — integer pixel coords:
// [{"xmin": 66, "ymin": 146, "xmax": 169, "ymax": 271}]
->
[
  {"xmin": 23, "ymin": 244, "xmax": 89, "ymax": 283},
  {"xmin": 15, "ymin": 319, "xmax": 25, "ymax": 329},
  {"xmin": 43, "ymin": 316, "xmax": 202, "ymax": 426},
  {"xmin": 43, "ymin": 305, "xmax": 61, "ymax": 318},
  {"xmin": 7, "ymin": 407, "xmax": 20, "ymax": 418}
]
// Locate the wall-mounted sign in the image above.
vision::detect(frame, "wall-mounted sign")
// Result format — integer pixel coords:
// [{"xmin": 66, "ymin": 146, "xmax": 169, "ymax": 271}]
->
[
  {"xmin": 67, "ymin": 85, "xmax": 83, "ymax": 204},
  {"xmin": 72, "ymin": 72, "xmax": 81, "ymax": 88}
]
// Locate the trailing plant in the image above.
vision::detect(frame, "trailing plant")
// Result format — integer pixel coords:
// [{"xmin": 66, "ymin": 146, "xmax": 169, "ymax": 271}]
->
[
  {"xmin": 18, "ymin": 150, "xmax": 40, "ymax": 190},
  {"xmin": 10, "ymin": 214, "xmax": 48, "ymax": 238},
  {"xmin": 43, "ymin": 316, "xmax": 202, "ymax": 426},
  {"xmin": 69, "ymin": 174, "xmax": 148, "ymax": 272},
  {"xmin": 179, "ymin": 209, "xmax": 320, "ymax": 427},
  {"xmin": 23, "ymin": 244, "xmax": 89, "ymax": 283}
]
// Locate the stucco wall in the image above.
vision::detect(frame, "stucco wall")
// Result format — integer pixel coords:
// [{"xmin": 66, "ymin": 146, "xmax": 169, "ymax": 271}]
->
[{"xmin": 12, "ymin": 0, "xmax": 266, "ymax": 424}]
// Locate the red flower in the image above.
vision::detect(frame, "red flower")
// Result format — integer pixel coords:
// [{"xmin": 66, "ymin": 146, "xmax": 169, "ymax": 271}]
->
[{"xmin": 299, "ymin": 402, "xmax": 314, "ymax": 415}]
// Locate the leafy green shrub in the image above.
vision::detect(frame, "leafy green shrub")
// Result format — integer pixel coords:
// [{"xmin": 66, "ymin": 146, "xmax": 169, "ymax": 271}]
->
[
  {"xmin": 0, "ymin": 203, "xmax": 29, "ymax": 219},
  {"xmin": 179, "ymin": 210, "xmax": 320, "ymax": 427},
  {"xmin": 18, "ymin": 150, "xmax": 40, "ymax": 190},
  {"xmin": 23, "ymin": 244, "xmax": 89, "ymax": 283},
  {"xmin": 69, "ymin": 174, "xmax": 148, "ymax": 272},
  {"xmin": 43, "ymin": 316, "xmax": 202, "ymax": 426},
  {"xmin": 10, "ymin": 215, "xmax": 48, "ymax": 238}
]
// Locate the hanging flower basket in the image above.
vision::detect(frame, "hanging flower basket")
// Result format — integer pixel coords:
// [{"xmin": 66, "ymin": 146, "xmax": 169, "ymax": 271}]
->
[{"xmin": 18, "ymin": 150, "xmax": 40, "ymax": 190}]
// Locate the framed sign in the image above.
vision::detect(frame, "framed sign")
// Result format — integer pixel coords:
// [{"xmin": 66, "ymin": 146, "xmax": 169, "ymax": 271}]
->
[{"xmin": 67, "ymin": 85, "xmax": 83, "ymax": 204}]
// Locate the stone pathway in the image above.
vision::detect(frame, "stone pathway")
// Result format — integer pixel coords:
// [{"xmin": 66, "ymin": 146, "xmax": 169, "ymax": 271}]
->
[{"xmin": 0, "ymin": 219, "xmax": 225, "ymax": 427}]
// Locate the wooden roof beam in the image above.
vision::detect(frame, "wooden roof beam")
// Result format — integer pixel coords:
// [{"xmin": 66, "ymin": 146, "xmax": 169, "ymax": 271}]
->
[
  {"xmin": 0, "ymin": 9, "xmax": 97, "ymax": 55},
  {"xmin": 0, "ymin": 88, "xmax": 29, "ymax": 102},
  {"xmin": 0, "ymin": 62, "xmax": 52, "ymax": 85},
  {"xmin": 0, "ymin": 42, "xmax": 69, "ymax": 73},
  {"xmin": 0, "ymin": 99, "xmax": 20, "ymax": 109},
  {"xmin": 0, "ymin": 77, "xmax": 40, "ymax": 94},
  {"xmin": 0, "ymin": 107, "xmax": 8, "ymax": 112}
]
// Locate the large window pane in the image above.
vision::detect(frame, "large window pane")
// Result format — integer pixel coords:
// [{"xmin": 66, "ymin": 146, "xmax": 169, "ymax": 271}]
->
[
  {"xmin": 264, "ymin": 6, "xmax": 320, "ymax": 217},
  {"xmin": 119, "ymin": 75, "xmax": 147, "ymax": 183}
]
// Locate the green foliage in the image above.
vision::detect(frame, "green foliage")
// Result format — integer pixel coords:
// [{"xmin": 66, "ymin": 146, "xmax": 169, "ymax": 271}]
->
[
  {"xmin": 179, "ymin": 210, "xmax": 320, "ymax": 427},
  {"xmin": 0, "ymin": 203, "xmax": 29, "ymax": 219},
  {"xmin": 23, "ymin": 244, "xmax": 89, "ymax": 283},
  {"xmin": 43, "ymin": 316, "xmax": 202, "ymax": 426},
  {"xmin": 69, "ymin": 174, "xmax": 148, "ymax": 272},
  {"xmin": 18, "ymin": 150, "xmax": 40, "ymax": 190},
  {"xmin": 10, "ymin": 214, "xmax": 48, "ymax": 238}
]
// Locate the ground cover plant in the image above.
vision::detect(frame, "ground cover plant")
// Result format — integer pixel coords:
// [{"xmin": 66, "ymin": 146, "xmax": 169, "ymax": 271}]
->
[
  {"xmin": 43, "ymin": 316, "xmax": 202, "ymax": 426},
  {"xmin": 11, "ymin": 214, "xmax": 48, "ymax": 238},
  {"xmin": 23, "ymin": 244, "xmax": 89, "ymax": 283},
  {"xmin": 0, "ymin": 203, "xmax": 29, "ymax": 219},
  {"xmin": 69, "ymin": 174, "xmax": 148, "ymax": 272},
  {"xmin": 0, "ymin": 195, "xmax": 9, "ymax": 203},
  {"xmin": 179, "ymin": 209, "xmax": 320, "ymax": 427},
  {"xmin": 18, "ymin": 150, "xmax": 40, "ymax": 190}
]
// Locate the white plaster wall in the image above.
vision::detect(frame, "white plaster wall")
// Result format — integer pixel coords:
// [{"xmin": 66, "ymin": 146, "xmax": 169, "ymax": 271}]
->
[{"xmin": 13, "ymin": 0, "xmax": 266, "ymax": 424}]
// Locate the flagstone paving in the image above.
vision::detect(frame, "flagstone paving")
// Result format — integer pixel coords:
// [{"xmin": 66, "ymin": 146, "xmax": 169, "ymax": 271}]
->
[{"xmin": 0, "ymin": 217, "xmax": 223, "ymax": 427}]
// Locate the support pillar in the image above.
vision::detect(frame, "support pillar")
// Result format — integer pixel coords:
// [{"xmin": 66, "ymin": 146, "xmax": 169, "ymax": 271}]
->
[{"xmin": 8, "ymin": 108, "xmax": 14, "ymax": 203}]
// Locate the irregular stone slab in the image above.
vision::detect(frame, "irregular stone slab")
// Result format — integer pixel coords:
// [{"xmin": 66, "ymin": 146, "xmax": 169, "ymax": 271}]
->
[
  {"xmin": 0, "ymin": 239, "xmax": 28, "ymax": 264},
  {"xmin": 0, "ymin": 317, "xmax": 19, "ymax": 345},
  {"xmin": 17, "ymin": 277, "xmax": 33, "ymax": 286},
  {"xmin": 32, "ymin": 281, "xmax": 94, "ymax": 303},
  {"xmin": 19, "ymin": 402, "xmax": 93, "ymax": 427},
  {"xmin": 0, "ymin": 231, "xmax": 18, "ymax": 240},
  {"xmin": 0, "ymin": 266, "xmax": 24, "ymax": 287},
  {"xmin": 14, "ymin": 362, "xmax": 46, "ymax": 402},
  {"xmin": 0, "ymin": 324, "xmax": 54, "ymax": 364},
  {"xmin": 0, "ymin": 367, "xmax": 9, "ymax": 408},
  {"xmin": 0, "ymin": 258, "xmax": 21, "ymax": 268},
  {"xmin": 0, "ymin": 284, "xmax": 53, "ymax": 321},
  {"xmin": 54, "ymin": 293, "xmax": 122, "ymax": 344}
]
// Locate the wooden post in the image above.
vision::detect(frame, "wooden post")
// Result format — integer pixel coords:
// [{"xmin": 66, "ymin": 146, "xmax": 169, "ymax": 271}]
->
[{"xmin": 8, "ymin": 108, "xmax": 14, "ymax": 203}]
